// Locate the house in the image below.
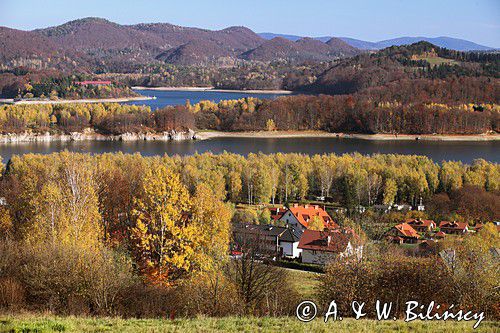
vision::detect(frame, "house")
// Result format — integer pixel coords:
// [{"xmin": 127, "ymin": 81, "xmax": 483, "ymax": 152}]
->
[
  {"xmin": 298, "ymin": 228, "xmax": 363, "ymax": 265},
  {"xmin": 406, "ymin": 218, "xmax": 436, "ymax": 233},
  {"xmin": 373, "ymin": 204, "xmax": 392, "ymax": 214},
  {"xmin": 279, "ymin": 204, "xmax": 337, "ymax": 234},
  {"xmin": 439, "ymin": 221, "xmax": 469, "ymax": 235},
  {"xmin": 269, "ymin": 207, "xmax": 286, "ymax": 224},
  {"xmin": 434, "ymin": 231, "xmax": 446, "ymax": 239},
  {"xmin": 392, "ymin": 204, "xmax": 412, "ymax": 211},
  {"xmin": 232, "ymin": 223, "xmax": 301, "ymax": 258},
  {"xmin": 278, "ymin": 227, "xmax": 302, "ymax": 258},
  {"xmin": 385, "ymin": 223, "xmax": 420, "ymax": 244}
]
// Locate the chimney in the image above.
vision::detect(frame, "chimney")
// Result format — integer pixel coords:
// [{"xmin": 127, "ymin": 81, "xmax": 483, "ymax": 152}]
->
[
  {"xmin": 304, "ymin": 204, "xmax": 309, "ymax": 208},
  {"xmin": 293, "ymin": 203, "xmax": 299, "ymax": 208},
  {"xmin": 327, "ymin": 235, "xmax": 331, "ymax": 245},
  {"xmin": 314, "ymin": 205, "xmax": 319, "ymax": 209}
]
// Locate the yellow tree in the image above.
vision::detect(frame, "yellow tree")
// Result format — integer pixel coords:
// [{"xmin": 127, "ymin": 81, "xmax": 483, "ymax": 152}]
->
[
  {"xmin": 190, "ymin": 183, "xmax": 232, "ymax": 272},
  {"xmin": 308, "ymin": 216, "xmax": 324, "ymax": 231},
  {"xmin": 131, "ymin": 163, "xmax": 191, "ymax": 283},
  {"xmin": 29, "ymin": 153, "xmax": 102, "ymax": 249}
]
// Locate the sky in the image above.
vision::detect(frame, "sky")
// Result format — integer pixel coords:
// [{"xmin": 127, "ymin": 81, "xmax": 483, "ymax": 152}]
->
[{"xmin": 1, "ymin": 0, "xmax": 499, "ymax": 47}]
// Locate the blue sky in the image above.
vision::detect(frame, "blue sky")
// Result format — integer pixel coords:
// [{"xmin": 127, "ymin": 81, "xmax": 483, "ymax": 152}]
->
[{"xmin": 1, "ymin": 0, "xmax": 499, "ymax": 47}]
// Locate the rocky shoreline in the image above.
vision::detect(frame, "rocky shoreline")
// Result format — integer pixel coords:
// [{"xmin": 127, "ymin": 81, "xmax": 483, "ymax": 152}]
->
[
  {"xmin": 0, "ymin": 129, "xmax": 196, "ymax": 143},
  {"xmin": 2, "ymin": 129, "xmax": 499, "ymax": 144}
]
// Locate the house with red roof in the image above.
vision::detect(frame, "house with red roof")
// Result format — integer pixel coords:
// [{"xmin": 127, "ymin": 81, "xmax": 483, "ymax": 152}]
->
[
  {"xmin": 385, "ymin": 223, "xmax": 420, "ymax": 244},
  {"xmin": 439, "ymin": 221, "xmax": 469, "ymax": 235},
  {"xmin": 298, "ymin": 228, "xmax": 363, "ymax": 265},
  {"xmin": 434, "ymin": 231, "xmax": 446, "ymax": 239},
  {"xmin": 406, "ymin": 218, "xmax": 436, "ymax": 233},
  {"xmin": 279, "ymin": 204, "xmax": 338, "ymax": 234},
  {"xmin": 269, "ymin": 207, "xmax": 287, "ymax": 224}
]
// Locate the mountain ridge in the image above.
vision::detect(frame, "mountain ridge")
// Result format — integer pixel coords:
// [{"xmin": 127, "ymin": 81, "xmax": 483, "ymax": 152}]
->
[{"xmin": 259, "ymin": 33, "xmax": 496, "ymax": 51}]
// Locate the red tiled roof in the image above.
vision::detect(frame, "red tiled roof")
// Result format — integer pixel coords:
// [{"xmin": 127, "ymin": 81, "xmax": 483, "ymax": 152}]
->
[
  {"xmin": 288, "ymin": 204, "xmax": 338, "ymax": 229},
  {"xmin": 393, "ymin": 223, "xmax": 420, "ymax": 238},
  {"xmin": 269, "ymin": 207, "xmax": 286, "ymax": 222},
  {"xmin": 406, "ymin": 218, "xmax": 435, "ymax": 228},
  {"xmin": 439, "ymin": 221, "xmax": 468, "ymax": 230},
  {"xmin": 298, "ymin": 228, "xmax": 359, "ymax": 253},
  {"xmin": 434, "ymin": 231, "xmax": 446, "ymax": 238}
]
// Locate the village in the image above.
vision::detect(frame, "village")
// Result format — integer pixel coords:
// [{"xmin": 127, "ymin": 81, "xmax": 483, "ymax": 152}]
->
[{"xmin": 230, "ymin": 202, "xmax": 499, "ymax": 267}]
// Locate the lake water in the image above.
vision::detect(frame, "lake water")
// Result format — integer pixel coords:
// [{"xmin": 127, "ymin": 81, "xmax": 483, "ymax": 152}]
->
[
  {"xmin": 124, "ymin": 89, "xmax": 289, "ymax": 109},
  {"xmin": 1, "ymin": 137, "xmax": 498, "ymax": 164},
  {"xmin": 1, "ymin": 90, "xmax": 498, "ymax": 164}
]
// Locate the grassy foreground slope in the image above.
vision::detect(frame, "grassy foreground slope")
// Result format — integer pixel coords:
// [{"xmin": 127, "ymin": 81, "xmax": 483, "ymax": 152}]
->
[{"xmin": 0, "ymin": 316, "xmax": 498, "ymax": 333}]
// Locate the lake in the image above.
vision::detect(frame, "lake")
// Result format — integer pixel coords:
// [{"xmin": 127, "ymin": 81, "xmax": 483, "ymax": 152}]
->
[
  {"xmin": 1, "ymin": 137, "xmax": 498, "ymax": 164},
  {"xmin": 1, "ymin": 90, "xmax": 498, "ymax": 164},
  {"xmin": 124, "ymin": 89, "xmax": 290, "ymax": 109}
]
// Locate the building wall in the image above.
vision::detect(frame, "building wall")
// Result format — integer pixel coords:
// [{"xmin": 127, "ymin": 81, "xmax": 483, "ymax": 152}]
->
[
  {"xmin": 279, "ymin": 241, "xmax": 302, "ymax": 258},
  {"xmin": 301, "ymin": 249, "xmax": 336, "ymax": 265},
  {"xmin": 301, "ymin": 243, "xmax": 363, "ymax": 265},
  {"xmin": 279, "ymin": 211, "xmax": 305, "ymax": 234}
]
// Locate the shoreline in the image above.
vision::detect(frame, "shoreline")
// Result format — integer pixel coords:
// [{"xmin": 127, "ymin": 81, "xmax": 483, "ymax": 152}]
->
[
  {"xmin": 0, "ymin": 129, "xmax": 195, "ymax": 143},
  {"xmin": 1, "ymin": 130, "xmax": 498, "ymax": 144},
  {"xmin": 0, "ymin": 96, "xmax": 153, "ymax": 105},
  {"xmin": 132, "ymin": 86, "xmax": 293, "ymax": 94},
  {"xmin": 194, "ymin": 131, "xmax": 500, "ymax": 142}
]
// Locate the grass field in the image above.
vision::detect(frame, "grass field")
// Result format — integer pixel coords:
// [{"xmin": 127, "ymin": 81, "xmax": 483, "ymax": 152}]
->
[
  {"xmin": 423, "ymin": 56, "xmax": 458, "ymax": 66},
  {"xmin": 0, "ymin": 315, "xmax": 498, "ymax": 332},
  {"xmin": 285, "ymin": 267, "xmax": 321, "ymax": 299}
]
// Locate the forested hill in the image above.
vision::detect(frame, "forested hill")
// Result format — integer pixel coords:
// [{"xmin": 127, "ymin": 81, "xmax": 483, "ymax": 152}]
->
[
  {"xmin": 0, "ymin": 17, "xmax": 361, "ymax": 71},
  {"xmin": 299, "ymin": 41, "xmax": 500, "ymax": 99}
]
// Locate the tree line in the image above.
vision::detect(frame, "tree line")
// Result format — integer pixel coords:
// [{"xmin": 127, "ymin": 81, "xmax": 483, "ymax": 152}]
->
[
  {"xmin": 0, "ymin": 103, "xmax": 195, "ymax": 134},
  {"xmin": 1, "ymin": 94, "xmax": 498, "ymax": 134}
]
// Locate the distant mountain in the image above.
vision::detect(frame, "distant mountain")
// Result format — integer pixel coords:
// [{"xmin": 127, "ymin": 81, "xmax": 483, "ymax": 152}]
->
[
  {"xmin": 339, "ymin": 36, "xmax": 495, "ymax": 51},
  {"xmin": 325, "ymin": 38, "xmax": 359, "ymax": 57},
  {"xmin": 0, "ymin": 18, "xmax": 365, "ymax": 70},
  {"xmin": 155, "ymin": 39, "xmax": 234, "ymax": 66},
  {"xmin": 241, "ymin": 36, "xmax": 360, "ymax": 62},
  {"xmin": 259, "ymin": 32, "xmax": 330, "ymax": 43},
  {"xmin": 259, "ymin": 33, "xmax": 495, "ymax": 51},
  {"xmin": 0, "ymin": 18, "xmax": 367, "ymax": 70}
]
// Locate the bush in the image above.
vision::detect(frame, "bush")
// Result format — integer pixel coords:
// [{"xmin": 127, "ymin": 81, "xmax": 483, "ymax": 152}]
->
[{"xmin": 272, "ymin": 260, "xmax": 324, "ymax": 273}]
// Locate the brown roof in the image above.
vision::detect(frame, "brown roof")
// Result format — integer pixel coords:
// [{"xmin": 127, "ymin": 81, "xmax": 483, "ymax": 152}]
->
[
  {"xmin": 406, "ymin": 218, "xmax": 436, "ymax": 228},
  {"xmin": 393, "ymin": 223, "xmax": 420, "ymax": 238},
  {"xmin": 434, "ymin": 231, "xmax": 446, "ymax": 238},
  {"xmin": 439, "ymin": 221, "xmax": 468, "ymax": 230},
  {"xmin": 298, "ymin": 228, "xmax": 359, "ymax": 253},
  {"xmin": 288, "ymin": 204, "xmax": 338, "ymax": 229}
]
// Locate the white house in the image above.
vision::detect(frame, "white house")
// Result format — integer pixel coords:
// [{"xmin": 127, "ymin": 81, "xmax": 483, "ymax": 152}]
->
[
  {"xmin": 298, "ymin": 228, "xmax": 363, "ymax": 265},
  {"xmin": 278, "ymin": 228, "xmax": 302, "ymax": 258}
]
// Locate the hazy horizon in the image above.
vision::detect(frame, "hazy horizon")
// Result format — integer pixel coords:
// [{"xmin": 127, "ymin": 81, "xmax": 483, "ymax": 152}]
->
[{"xmin": 1, "ymin": 0, "xmax": 499, "ymax": 48}]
